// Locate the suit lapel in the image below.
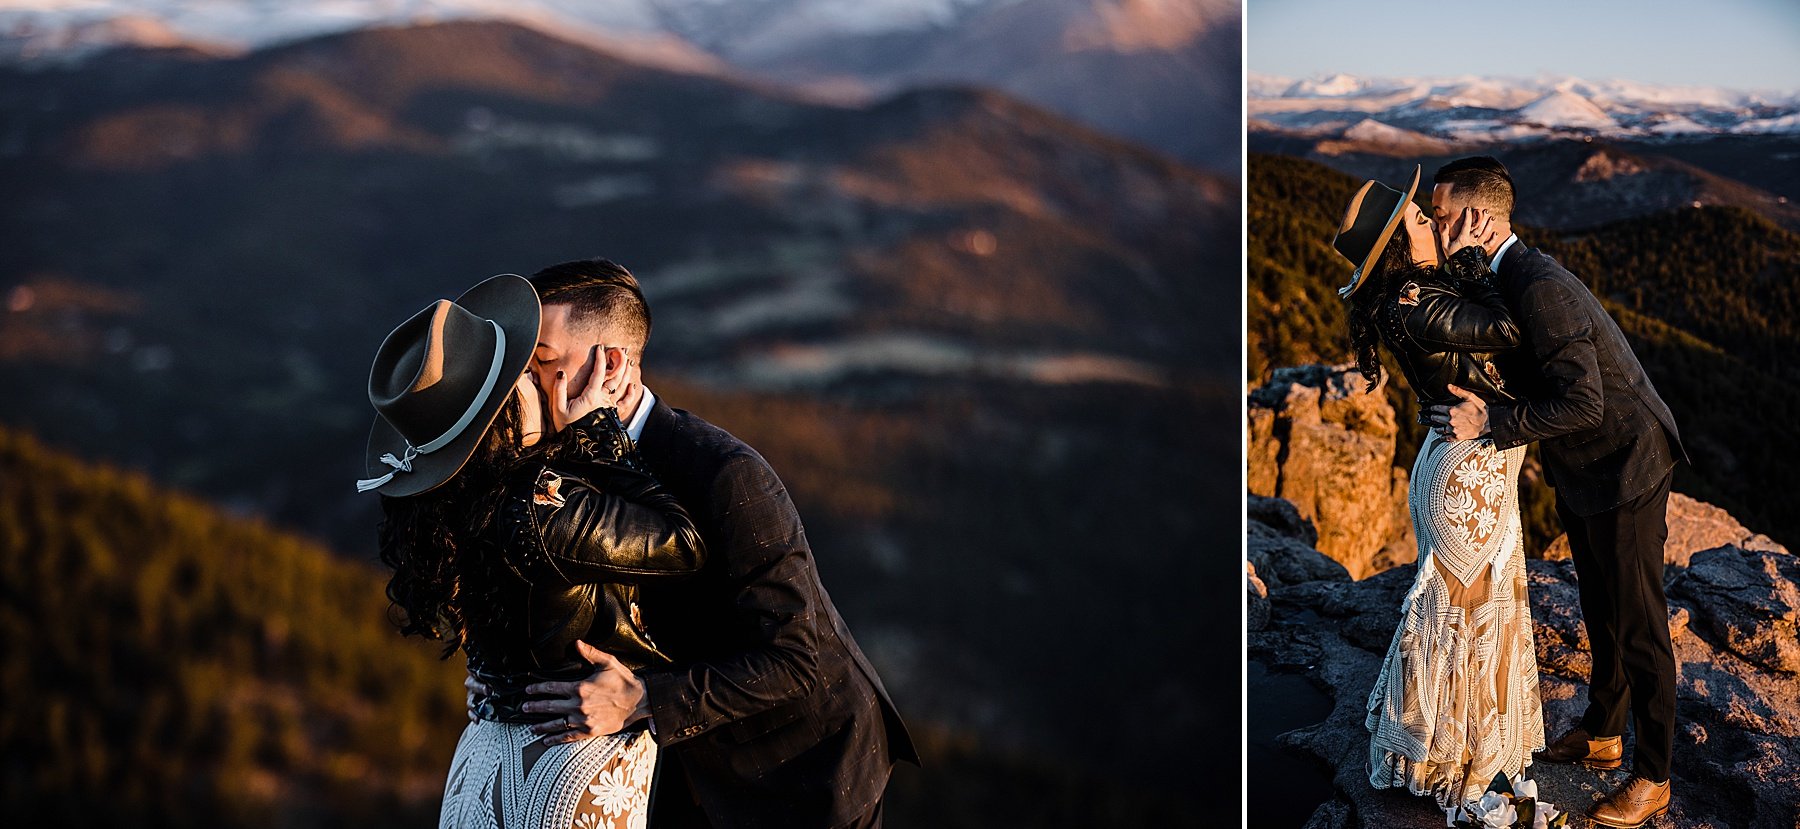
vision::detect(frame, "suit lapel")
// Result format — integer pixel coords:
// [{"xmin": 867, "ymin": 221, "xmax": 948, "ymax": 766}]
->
[
  {"xmin": 1498, "ymin": 238, "xmax": 1529, "ymax": 277},
  {"xmin": 1496, "ymin": 239, "xmax": 1531, "ymax": 303},
  {"xmin": 634, "ymin": 398, "xmax": 677, "ymax": 467}
]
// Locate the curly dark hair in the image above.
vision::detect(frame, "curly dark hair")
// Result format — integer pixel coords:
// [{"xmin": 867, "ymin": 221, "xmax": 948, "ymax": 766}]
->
[
  {"xmin": 376, "ymin": 393, "xmax": 541, "ymax": 658},
  {"xmin": 1345, "ymin": 226, "xmax": 1429, "ymax": 390}
]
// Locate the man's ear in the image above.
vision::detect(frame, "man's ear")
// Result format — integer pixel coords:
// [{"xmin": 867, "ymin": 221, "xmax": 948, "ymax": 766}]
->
[{"xmin": 606, "ymin": 345, "xmax": 633, "ymax": 381}]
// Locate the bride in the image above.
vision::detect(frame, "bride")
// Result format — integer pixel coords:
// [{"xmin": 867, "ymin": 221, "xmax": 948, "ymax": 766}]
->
[
  {"xmin": 1331, "ymin": 166, "xmax": 1546, "ymax": 818},
  {"xmin": 358, "ymin": 274, "xmax": 705, "ymax": 828}
]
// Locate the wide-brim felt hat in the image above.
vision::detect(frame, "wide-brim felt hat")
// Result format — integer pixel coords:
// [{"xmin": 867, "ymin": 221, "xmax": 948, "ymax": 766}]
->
[
  {"xmin": 356, "ymin": 274, "xmax": 540, "ymax": 497},
  {"xmin": 1331, "ymin": 164, "xmax": 1420, "ymax": 298}
]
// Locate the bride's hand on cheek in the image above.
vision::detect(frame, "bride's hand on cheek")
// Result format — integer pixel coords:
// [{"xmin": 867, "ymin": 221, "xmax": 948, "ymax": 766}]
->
[
  {"xmin": 551, "ymin": 345, "xmax": 627, "ymax": 431},
  {"xmin": 1447, "ymin": 207, "xmax": 1493, "ymax": 254}
]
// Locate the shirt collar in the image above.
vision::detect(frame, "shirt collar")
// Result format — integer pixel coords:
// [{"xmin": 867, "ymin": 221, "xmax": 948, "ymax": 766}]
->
[
  {"xmin": 623, "ymin": 387, "xmax": 655, "ymax": 443},
  {"xmin": 1489, "ymin": 234, "xmax": 1520, "ymax": 273}
]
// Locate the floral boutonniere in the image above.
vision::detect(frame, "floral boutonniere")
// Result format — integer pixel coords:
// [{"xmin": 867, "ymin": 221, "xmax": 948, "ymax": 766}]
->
[{"xmin": 1451, "ymin": 774, "xmax": 1566, "ymax": 829}]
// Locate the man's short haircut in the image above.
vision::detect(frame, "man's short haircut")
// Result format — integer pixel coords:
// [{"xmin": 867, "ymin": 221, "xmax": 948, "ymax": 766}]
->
[
  {"xmin": 1433, "ymin": 156, "xmax": 1515, "ymax": 220},
  {"xmin": 527, "ymin": 258, "xmax": 652, "ymax": 354}
]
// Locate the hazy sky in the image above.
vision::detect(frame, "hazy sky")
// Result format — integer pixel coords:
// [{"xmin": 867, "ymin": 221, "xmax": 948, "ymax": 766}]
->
[{"xmin": 1249, "ymin": 0, "xmax": 1800, "ymax": 91}]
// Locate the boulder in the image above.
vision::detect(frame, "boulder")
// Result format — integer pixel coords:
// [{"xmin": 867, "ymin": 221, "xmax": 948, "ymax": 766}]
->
[
  {"xmin": 1249, "ymin": 494, "xmax": 1800, "ymax": 827},
  {"xmin": 1248, "ymin": 365, "xmax": 1408, "ymax": 579},
  {"xmin": 1248, "ymin": 515, "xmax": 1352, "ymax": 590},
  {"xmin": 1247, "ymin": 404, "xmax": 1281, "ymax": 497},
  {"xmin": 1669, "ymin": 545, "xmax": 1800, "ymax": 675},
  {"xmin": 1249, "ymin": 493, "xmax": 1319, "ymax": 547}
]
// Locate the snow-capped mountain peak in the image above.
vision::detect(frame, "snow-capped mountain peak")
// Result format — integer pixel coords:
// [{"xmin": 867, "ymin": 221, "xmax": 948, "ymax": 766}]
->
[
  {"xmin": 1285, "ymin": 72, "xmax": 1362, "ymax": 97},
  {"xmin": 1248, "ymin": 71, "xmax": 1800, "ymax": 141},
  {"xmin": 1515, "ymin": 89, "xmax": 1617, "ymax": 130},
  {"xmin": 0, "ymin": 0, "xmax": 1062, "ymax": 63},
  {"xmin": 0, "ymin": 0, "xmax": 721, "ymax": 71}
]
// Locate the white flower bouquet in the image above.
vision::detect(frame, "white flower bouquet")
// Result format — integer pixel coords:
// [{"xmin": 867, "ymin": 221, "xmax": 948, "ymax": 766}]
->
[{"xmin": 1450, "ymin": 774, "xmax": 1567, "ymax": 829}]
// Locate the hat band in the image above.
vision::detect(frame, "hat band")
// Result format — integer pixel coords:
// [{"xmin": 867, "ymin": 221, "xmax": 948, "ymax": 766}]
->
[{"xmin": 356, "ymin": 320, "xmax": 509, "ymax": 493}]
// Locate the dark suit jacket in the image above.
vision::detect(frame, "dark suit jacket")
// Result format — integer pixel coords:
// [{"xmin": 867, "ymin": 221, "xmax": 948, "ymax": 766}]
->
[
  {"xmin": 633, "ymin": 398, "xmax": 917, "ymax": 828},
  {"xmin": 1488, "ymin": 241, "xmax": 1687, "ymax": 516}
]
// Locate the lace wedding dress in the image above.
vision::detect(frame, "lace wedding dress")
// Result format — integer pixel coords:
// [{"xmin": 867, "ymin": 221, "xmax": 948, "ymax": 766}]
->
[
  {"xmin": 1366, "ymin": 430, "xmax": 1546, "ymax": 814},
  {"xmin": 440, "ymin": 723, "xmax": 655, "ymax": 829}
]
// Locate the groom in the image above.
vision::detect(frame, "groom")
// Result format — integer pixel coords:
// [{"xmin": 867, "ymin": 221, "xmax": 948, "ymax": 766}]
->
[
  {"xmin": 485, "ymin": 258, "xmax": 917, "ymax": 828},
  {"xmin": 1426, "ymin": 157, "xmax": 1686, "ymax": 828}
]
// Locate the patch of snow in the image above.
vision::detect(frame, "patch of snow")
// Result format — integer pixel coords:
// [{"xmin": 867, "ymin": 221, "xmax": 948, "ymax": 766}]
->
[
  {"xmin": 725, "ymin": 333, "xmax": 1166, "ymax": 389},
  {"xmin": 1644, "ymin": 113, "xmax": 1712, "ymax": 136},
  {"xmin": 1284, "ymin": 72, "xmax": 1363, "ymax": 98},
  {"xmin": 701, "ymin": 275, "xmax": 853, "ymax": 336},
  {"xmin": 1732, "ymin": 112, "xmax": 1800, "ymax": 135},
  {"xmin": 1339, "ymin": 118, "xmax": 1416, "ymax": 143},
  {"xmin": 1515, "ymin": 89, "xmax": 1617, "ymax": 131},
  {"xmin": 551, "ymin": 174, "xmax": 656, "ymax": 207},
  {"xmin": 454, "ymin": 115, "xmax": 660, "ymax": 163},
  {"xmin": 1436, "ymin": 120, "xmax": 1544, "ymax": 143}
]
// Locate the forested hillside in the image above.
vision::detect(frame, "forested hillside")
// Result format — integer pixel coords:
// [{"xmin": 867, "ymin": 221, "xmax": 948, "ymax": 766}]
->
[
  {"xmin": 0, "ymin": 425, "xmax": 1202, "ymax": 825},
  {"xmin": 0, "ymin": 427, "xmax": 463, "ymax": 823}
]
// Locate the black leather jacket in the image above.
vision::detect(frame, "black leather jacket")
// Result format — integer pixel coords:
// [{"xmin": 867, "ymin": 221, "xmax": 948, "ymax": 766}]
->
[
  {"xmin": 1377, "ymin": 245, "xmax": 1521, "ymax": 422},
  {"xmin": 467, "ymin": 408, "xmax": 706, "ymax": 723}
]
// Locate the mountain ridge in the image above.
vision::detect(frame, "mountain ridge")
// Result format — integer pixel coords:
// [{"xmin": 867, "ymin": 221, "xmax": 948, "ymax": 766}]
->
[
  {"xmin": 1251, "ymin": 71, "xmax": 1800, "ymax": 144},
  {"xmin": 0, "ymin": 18, "xmax": 1241, "ymax": 801},
  {"xmin": 1, "ymin": 0, "xmax": 1243, "ymax": 169}
]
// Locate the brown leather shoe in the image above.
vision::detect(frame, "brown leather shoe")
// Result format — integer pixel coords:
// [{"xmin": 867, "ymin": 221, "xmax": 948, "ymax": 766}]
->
[
  {"xmin": 1588, "ymin": 776, "xmax": 1671, "ymax": 828},
  {"xmin": 1536, "ymin": 726, "xmax": 1623, "ymax": 769}
]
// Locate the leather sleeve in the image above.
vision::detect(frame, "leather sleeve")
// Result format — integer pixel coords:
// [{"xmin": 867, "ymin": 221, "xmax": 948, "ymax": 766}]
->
[
  {"xmin": 1400, "ymin": 247, "xmax": 1520, "ymax": 353},
  {"xmin": 1487, "ymin": 276, "xmax": 1607, "ymax": 449},
  {"xmin": 533, "ymin": 464, "xmax": 707, "ymax": 582},
  {"xmin": 639, "ymin": 451, "xmax": 825, "ymax": 745},
  {"xmin": 497, "ymin": 412, "xmax": 706, "ymax": 584}
]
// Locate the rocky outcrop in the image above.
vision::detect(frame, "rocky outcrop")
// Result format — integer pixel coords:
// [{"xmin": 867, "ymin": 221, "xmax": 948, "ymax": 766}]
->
[
  {"xmin": 1248, "ymin": 365, "xmax": 1412, "ymax": 579},
  {"xmin": 1542, "ymin": 492, "xmax": 1791, "ymax": 564},
  {"xmin": 1248, "ymin": 494, "xmax": 1800, "ymax": 828},
  {"xmin": 1247, "ymin": 494, "xmax": 1350, "ymax": 591},
  {"xmin": 1669, "ymin": 546, "xmax": 1800, "ymax": 676},
  {"xmin": 1249, "ymin": 363, "xmax": 1784, "ymax": 583}
]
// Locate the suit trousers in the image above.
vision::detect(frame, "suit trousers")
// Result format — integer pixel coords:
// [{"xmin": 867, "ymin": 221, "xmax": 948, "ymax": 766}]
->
[
  {"xmin": 648, "ymin": 759, "xmax": 707, "ymax": 829},
  {"xmin": 647, "ymin": 762, "xmax": 885, "ymax": 829},
  {"xmin": 1558, "ymin": 469, "xmax": 1676, "ymax": 783}
]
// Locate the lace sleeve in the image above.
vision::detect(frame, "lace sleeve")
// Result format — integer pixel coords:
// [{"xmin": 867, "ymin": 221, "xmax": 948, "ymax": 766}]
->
[
  {"xmin": 1443, "ymin": 245, "xmax": 1497, "ymax": 290},
  {"xmin": 550, "ymin": 407, "xmax": 647, "ymax": 472}
]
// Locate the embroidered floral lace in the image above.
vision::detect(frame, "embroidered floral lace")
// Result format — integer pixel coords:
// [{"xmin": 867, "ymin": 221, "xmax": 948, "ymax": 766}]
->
[
  {"xmin": 1366, "ymin": 431, "xmax": 1546, "ymax": 816},
  {"xmin": 440, "ymin": 722, "xmax": 656, "ymax": 829}
]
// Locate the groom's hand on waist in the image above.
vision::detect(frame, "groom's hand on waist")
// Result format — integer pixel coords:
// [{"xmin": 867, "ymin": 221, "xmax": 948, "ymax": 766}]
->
[
  {"xmin": 522, "ymin": 640, "xmax": 652, "ymax": 746},
  {"xmin": 1425, "ymin": 384, "xmax": 1490, "ymax": 442},
  {"xmin": 464, "ymin": 672, "xmax": 492, "ymax": 723}
]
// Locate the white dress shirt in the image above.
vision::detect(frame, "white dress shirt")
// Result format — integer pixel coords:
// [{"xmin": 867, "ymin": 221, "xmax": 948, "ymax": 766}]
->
[
  {"xmin": 623, "ymin": 387, "xmax": 655, "ymax": 443},
  {"xmin": 1488, "ymin": 234, "xmax": 1521, "ymax": 274}
]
